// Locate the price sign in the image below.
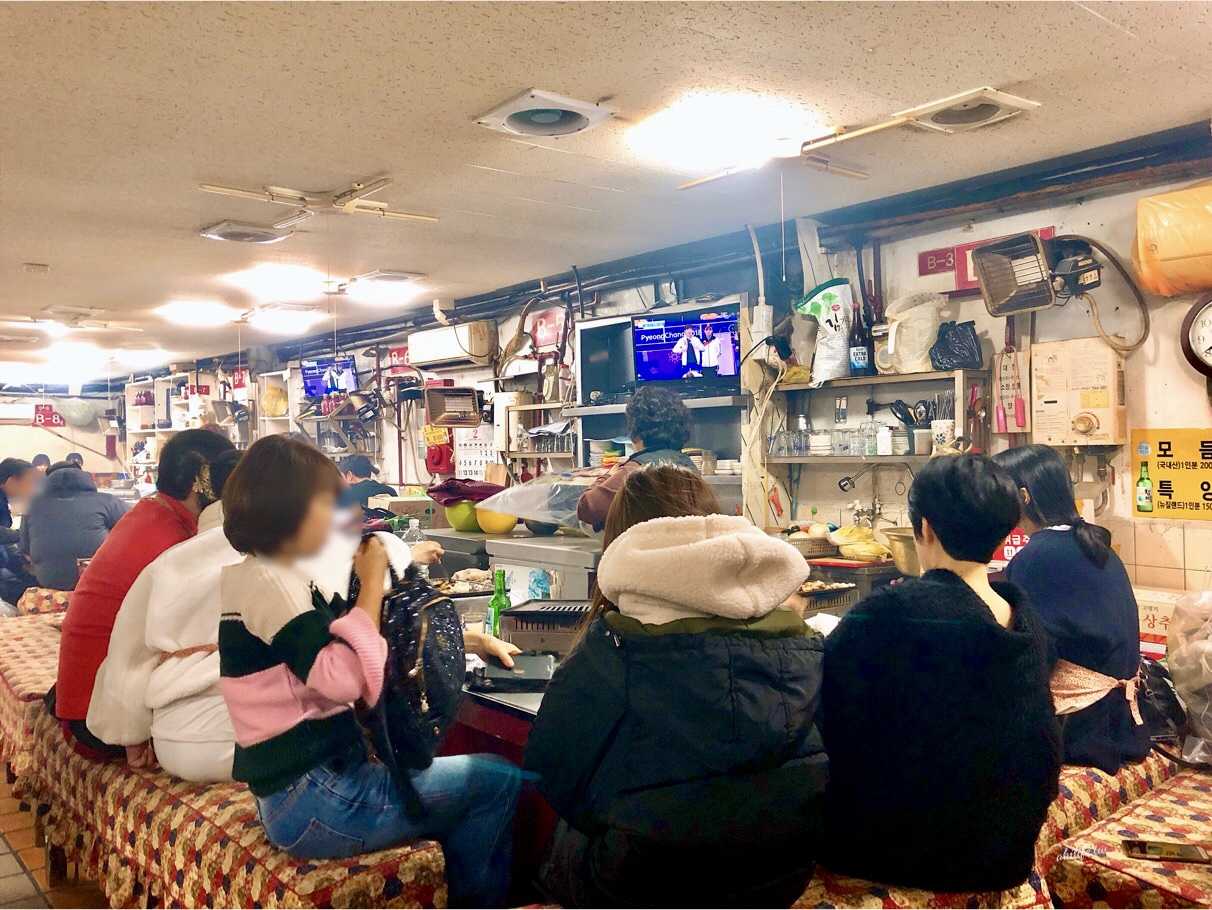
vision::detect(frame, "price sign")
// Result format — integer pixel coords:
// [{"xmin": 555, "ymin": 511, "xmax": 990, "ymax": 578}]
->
[
  {"xmin": 32, "ymin": 404, "xmax": 65, "ymax": 428},
  {"xmin": 1131, "ymin": 428, "xmax": 1212, "ymax": 520}
]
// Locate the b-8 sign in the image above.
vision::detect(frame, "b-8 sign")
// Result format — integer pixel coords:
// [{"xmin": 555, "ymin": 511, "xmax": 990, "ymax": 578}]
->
[{"xmin": 32, "ymin": 404, "xmax": 65, "ymax": 428}]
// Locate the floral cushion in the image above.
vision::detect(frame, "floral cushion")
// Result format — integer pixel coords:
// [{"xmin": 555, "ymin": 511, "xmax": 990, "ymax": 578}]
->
[
  {"xmin": 15, "ymin": 587, "xmax": 70, "ymax": 615},
  {"xmin": 0, "ymin": 613, "xmax": 61, "ymax": 796},
  {"xmin": 1044, "ymin": 770, "xmax": 1212, "ymax": 908},
  {"xmin": 29, "ymin": 708, "xmax": 447, "ymax": 908}
]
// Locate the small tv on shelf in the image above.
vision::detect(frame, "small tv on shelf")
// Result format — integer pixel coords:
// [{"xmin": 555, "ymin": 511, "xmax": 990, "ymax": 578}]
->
[
  {"xmin": 631, "ymin": 303, "xmax": 740, "ymax": 389},
  {"xmin": 301, "ymin": 356, "xmax": 358, "ymax": 398}
]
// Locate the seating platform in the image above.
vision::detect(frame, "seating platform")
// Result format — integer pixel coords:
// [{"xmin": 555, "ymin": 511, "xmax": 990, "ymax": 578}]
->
[
  {"xmin": 1044, "ymin": 769, "xmax": 1212, "ymax": 908},
  {"xmin": 28, "ymin": 708, "xmax": 449, "ymax": 908},
  {"xmin": 793, "ymin": 750, "xmax": 1180, "ymax": 909},
  {"xmin": 0, "ymin": 612, "xmax": 62, "ymax": 797}
]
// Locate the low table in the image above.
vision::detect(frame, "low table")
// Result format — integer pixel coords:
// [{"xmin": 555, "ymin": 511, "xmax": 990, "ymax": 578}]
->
[{"xmin": 0, "ymin": 613, "xmax": 61, "ymax": 797}]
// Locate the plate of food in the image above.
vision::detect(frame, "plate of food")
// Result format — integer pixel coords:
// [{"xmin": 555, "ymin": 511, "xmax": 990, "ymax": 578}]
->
[{"xmin": 437, "ymin": 567, "xmax": 495, "ymax": 597}]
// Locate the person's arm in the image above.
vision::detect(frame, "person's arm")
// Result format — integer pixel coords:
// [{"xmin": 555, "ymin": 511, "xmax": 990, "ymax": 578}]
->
[
  {"xmin": 86, "ymin": 568, "xmax": 158, "ymax": 746},
  {"xmin": 103, "ymin": 495, "xmax": 129, "ymax": 530},
  {"xmin": 18, "ymin": 513, "xmax": 29, "ymax": 557},
  {"xmin": 576, "ymin": 460, "xmax": 640, "ymax": 532}
]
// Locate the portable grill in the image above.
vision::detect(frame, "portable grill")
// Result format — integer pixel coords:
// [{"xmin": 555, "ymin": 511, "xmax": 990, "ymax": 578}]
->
[{"xmin": 499, "ymin": 599, "xmax": 590, "ymax": 656}]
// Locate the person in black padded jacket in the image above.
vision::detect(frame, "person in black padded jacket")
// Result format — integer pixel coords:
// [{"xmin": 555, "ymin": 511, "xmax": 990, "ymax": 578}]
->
[
  {"xmin": 822, "ymin": 454, "xmax": 1061, "ymax": 893},
  {"xmin": 526, "ymin": 466, "xmax": 828, "ymax": 908}
]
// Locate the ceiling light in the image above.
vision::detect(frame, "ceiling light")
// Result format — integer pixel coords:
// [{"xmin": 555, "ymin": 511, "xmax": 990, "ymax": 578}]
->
[
  {"xmin": 628, "ymin": 91, "xmax": 824, "ymax": 175},
  {"xmin": 115, "ymin": 347, "xmax": 172, "ymax": 370},
  {"xmin": 344, "ymin": 270, "xmax": 428, "ymax": 307},
  {"xmin": 155, "ymin": 299, "xmax": 243, "ymax": 328},
  {"xmin": 247, "ymin": 306, "xmax": 328, "ymax": 335},
  {"xmin": 221, "ymin": 263, "xmax": 329, "ymax": 303},
  {"xmin": 38, "ymin": 321, "xmax": 72, "ymax": 338},
  {"xmin": 476, "ymin": 89, "xmax": 613, "ymax": 137}
]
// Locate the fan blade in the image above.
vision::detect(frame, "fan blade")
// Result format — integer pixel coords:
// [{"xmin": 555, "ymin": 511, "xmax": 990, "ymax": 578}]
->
[
  {"xmin": 346, "ymin": 202, "xmax": 438, "ymax": 224},
  {"xmin": 273, "ymin": 209, "xmax": 315, "ymax": 229},
  {"xmin": 198, "ymin": 183, "xmax": 309, "ymax": 207},
  {"xmin": 331, "ymin": 176, "xmax": 393, "ymax": 207},
  {"xmin": 676, "ymin": 167, "xmax": 751, "ymax": 191}
]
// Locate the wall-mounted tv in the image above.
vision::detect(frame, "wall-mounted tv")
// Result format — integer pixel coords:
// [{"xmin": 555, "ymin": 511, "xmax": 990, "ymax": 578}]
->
[
  {"xmin": 631, "ymin": 304, "xmax": 740, "ymax": 388},
  {"xmin": 301, "ymin": 356, "xmax": 358, "ymax": 397}
]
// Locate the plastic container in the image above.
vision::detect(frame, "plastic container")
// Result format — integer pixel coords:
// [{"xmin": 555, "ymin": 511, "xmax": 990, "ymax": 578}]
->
[
  {"xmin": 401, "ymin": 519, "xmax": 429, "ymax": 580},
  {"xmin": 876, "ymin": 425, "xmax": 893, "ymax": 456}
]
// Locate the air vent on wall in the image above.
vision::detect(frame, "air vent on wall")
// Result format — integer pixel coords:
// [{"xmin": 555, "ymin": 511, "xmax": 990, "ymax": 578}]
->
[
  {"xmin": 199, "ymin": 220, "xmax": 293, "ymax": 244},
  {"xmin": 476, "ymin": 89, "xmax": 614, "ymax": 137}
]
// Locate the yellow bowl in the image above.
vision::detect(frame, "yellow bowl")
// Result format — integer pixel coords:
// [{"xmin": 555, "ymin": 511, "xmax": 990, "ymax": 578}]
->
[
  {"xmin": 444, "ymin": 501, "xmax": 481, "ymax": 532},
  {"xmin": 475, "ymin": 507, "xmax": 519, "ymax": 535}
]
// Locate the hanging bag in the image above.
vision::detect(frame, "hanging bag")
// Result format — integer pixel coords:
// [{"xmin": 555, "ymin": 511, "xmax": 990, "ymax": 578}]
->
[
  {"xmin": 341, "ymin": 560, "xmax": 466, "ymax": 816},
  {"xmin": 929, "ymin": 320, "xmax": 984, "ymax": 370}
]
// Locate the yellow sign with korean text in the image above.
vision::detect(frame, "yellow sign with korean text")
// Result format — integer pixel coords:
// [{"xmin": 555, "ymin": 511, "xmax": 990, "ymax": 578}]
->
[{"xmin": 1131, "ymin": 428, "xmax": 1212, "ymax": 520}]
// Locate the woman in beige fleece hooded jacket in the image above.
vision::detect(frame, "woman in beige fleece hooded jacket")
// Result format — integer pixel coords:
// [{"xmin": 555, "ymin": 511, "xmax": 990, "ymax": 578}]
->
[{"xmin": 526, "ymin": 466, "xmax": 828, "ymax": 909}]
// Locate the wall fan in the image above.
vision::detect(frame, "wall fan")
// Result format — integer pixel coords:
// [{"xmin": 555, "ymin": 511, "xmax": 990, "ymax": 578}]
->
[{"xmin": 198, "ymin": 174, "xmax": 438, "ymax": 240}]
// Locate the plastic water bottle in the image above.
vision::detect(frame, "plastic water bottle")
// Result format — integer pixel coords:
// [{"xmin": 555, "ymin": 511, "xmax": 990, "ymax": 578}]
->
[{"xmin": 401, "ymin": 518, "xmax": 429, "ymax": 580}]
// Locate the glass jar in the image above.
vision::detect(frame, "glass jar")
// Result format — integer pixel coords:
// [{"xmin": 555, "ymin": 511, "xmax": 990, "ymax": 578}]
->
[
  {"xmin": 832, "ymin": 429, "xmax": 852, "ymax": 456},
  {"xmin": 860, "ymin": 420, "xmax": 879, "ymax": 456}
]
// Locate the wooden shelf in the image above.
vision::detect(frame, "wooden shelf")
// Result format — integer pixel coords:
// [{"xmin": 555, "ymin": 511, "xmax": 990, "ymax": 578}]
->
[
  {"xmin": 766, "ymin": 455, "xmax": 929, "ymax": 465},
  {"xmin": 777, "ymin": 369, "xmax": 988, "ymax": 392}
]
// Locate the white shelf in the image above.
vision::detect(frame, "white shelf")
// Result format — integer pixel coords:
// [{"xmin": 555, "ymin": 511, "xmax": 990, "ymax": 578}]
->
[
  {"xmin": 564, "ymin": 394, "xmax": 748, "ymax": 417},
  {"xmin": 259, "ymin": 415, "xmax": 291, "ymax": 422},
  {"xmin": 504, "ymin": 451, "xmax": 576, "ymax": 459},
  {"xmin": 766, "ymin": 455, "xmax": 929, "ymax": 465},
  {"xmin": 777, "ymin": 369, "xmax": 988, "ymax": 393}
]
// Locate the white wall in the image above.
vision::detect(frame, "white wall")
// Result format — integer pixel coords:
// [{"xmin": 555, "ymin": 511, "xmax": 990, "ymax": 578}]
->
[
  {"xmin": 786, "ymin": 179, "xmax": 1212, "ymax": 590},
  {"xmin": 0, "ymin": 397, "xmax": 124, "ymax": 474}
]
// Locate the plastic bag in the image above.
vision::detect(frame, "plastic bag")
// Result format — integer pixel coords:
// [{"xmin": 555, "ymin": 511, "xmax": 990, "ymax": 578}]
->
[
  {"xmin": 929, "ymin": 320, "xmax": 983, "ymax": 370},
  {"xmin": 475, "ymin": 472, "xmax": 598, "ymax": 529},
  {"xmin": 1167, "ymin": 590, "xmax": 1212, "ymax": 765},
  {"xmin": 1134, "ymin": 181, "xmax": 1212, "ymax": 296},
  {"xmin": 795, "ymin": 278, "xmax": 852, "ymax": 387},
  {"xmin": 885, "ymin": 292, "xmax": 943, "ymax": 374},
  {"xmin": 1137, "ymin": 657, "xmax": 1187, "ymax": 744}
]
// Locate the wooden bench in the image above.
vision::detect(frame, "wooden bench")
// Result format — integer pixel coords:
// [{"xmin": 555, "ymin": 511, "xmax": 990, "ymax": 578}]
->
[{"xmin": 28, "ymin": 708, "xmax": 448, "ymax": 908}]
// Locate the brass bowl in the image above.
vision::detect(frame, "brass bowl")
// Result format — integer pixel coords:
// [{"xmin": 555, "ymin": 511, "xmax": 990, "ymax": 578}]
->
[{"xmin": 884, "ymin": 527, "xmax": 921, "ymax": 577}]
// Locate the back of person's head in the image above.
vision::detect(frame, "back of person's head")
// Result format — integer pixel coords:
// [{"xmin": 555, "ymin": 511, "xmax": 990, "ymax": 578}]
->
[
  {"xmin": 0, "ymin": 458, "xmax": 33, "ymax": 487},
  {"xmin": 625, "ymin": 386, "xmax": 690, "ymax": 452},
  {"xmin": 338, "ymin": 454, "xmax": 376, "ymax": 479},
  {"xmin": 994, "ymin": 444, "xmax": 1112, "ymax": 568},
  {"xmin": 208, "ymin": 449, "xmax": 243, "ymax": 504},
  {"xmin": 908, "ymin": 454, "xmax": 1021, "ymax": 565},
  {"xmin": 31, "ymin": 454, "xmax": 50, "ymax": 471},
  {"xmin": 602, "ymin": 464, "xmax": 720, "ymax": 549},
  {"xmin": 45, "ymin": 461, "xmax": 77, "ymax": 476},
  {"xmin": 223, "ymin": 435, "xmax": 342, "ymax": 556},
  {"xmin": 156, "ymin": 429, "xmax": 236, "ymax": 501},
  {"xmin": 65, "ymin": 452, "xmax": 84, "ymax": 467}
]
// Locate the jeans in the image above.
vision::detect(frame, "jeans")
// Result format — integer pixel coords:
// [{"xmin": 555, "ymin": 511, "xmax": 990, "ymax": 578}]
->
[{"xmin": 256, "ymin": 752, "xmax": 521, "ymax": 908}]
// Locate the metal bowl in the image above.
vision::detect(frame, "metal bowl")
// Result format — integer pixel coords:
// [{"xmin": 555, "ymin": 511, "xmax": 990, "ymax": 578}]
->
[{"xmin": 883, "ymin": 527, "xmax": 921, "ymax": 577}]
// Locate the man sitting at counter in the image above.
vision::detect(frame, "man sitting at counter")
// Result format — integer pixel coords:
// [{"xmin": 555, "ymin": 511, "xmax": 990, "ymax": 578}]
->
[{"xmin": 576, "ymin": 386, "xmax": 698, "ymax": 531}]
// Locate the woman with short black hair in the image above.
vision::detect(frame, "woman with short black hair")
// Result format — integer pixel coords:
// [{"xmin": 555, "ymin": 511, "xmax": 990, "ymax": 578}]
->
[
  {"xmin": 995, "ymin": 444, "xmax": 1150, "ymax": 773},
  {"xmin": 822, "ymin": 455, "xmax": 1060, "ymax": 892}
]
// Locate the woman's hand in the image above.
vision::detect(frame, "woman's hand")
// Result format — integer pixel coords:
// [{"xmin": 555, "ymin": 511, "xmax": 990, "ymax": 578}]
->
[
  {"xmin": 464, "ymin": 629, "xmax": 521, "ymax": 669},
  {"xmin": 410, "ymin": 540, "xmax": 444, "ymax": 566},
  {"xmin": 354, "ymin": 537, "xmax": 388, "ymax": 629}
]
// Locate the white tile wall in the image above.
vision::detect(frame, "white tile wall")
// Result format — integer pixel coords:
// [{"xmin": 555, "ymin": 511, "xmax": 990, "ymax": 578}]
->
[
  {"xmin": 1136, "ymin": 565, "xmax": 1186, "ymax": 589},
  {"xmin": 1119, "ymin": 518, "xmax": 1212, "ymax": 591},
  {"xmin": 1183, "ymin": 526, "xmax": 1212, "ymax": 573}
]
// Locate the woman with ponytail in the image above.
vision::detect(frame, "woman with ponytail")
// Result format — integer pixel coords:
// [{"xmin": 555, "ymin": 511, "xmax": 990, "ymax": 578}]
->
[
  {"xmin": 55, "ymin": 429, "xmax": 235, "ymax": 760},
  {"xmin": 994, "ymin": 444, "xmax": 1149, "ymax": 773}
]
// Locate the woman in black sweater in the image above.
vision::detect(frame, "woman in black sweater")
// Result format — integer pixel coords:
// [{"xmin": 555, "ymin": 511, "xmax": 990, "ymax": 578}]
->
[
  {"xmin": 822, "ymin": 455, "xmax": 1061, "ymax": 892},
  {"xmin": 995, "ymin": 444, "xmax": 1150, "ymax": 773}
]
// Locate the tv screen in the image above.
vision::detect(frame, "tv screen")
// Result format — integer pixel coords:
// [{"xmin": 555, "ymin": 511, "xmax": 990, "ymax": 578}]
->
[
  {"xmin": 632, "ymin": 306, "xmax": 740, "ymax": 386},
  {"xmin": 301, "ymin": 357, "xmax": 358, "ymax": 397}
]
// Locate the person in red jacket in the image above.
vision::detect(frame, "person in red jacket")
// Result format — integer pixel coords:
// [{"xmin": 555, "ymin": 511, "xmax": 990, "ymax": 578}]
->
[{"xmin": 54, "ymin": 429, "xmax": 236, "ymax": 759}]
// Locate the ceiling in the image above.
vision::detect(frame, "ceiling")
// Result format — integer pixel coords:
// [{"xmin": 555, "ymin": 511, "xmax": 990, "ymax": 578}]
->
[{"xmin": 2, "ymin": 1, "xmax": 1210, "ymax": 380}]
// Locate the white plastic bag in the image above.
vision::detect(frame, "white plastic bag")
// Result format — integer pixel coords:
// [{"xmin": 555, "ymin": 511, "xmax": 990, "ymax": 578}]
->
[
  {"xmin": 1167, "ymin": 590, "xmax": 1212, "ymax": 764},
  {"xmin": 885, "ymin": 292, "xmax": 944, "ymax": 374},
  {"xmin": 475, "ymin": 472, "xmax": 597, "ymax": 529},
  {"xmin": 796, "ymin": 278, "xmax": 853, "ymax": 387}
]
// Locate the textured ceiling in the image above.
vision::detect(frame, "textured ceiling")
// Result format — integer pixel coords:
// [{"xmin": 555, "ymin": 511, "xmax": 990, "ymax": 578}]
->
[{"xmin": 1, "ymin": 0, "xmax": 1210, "ymax": 373}]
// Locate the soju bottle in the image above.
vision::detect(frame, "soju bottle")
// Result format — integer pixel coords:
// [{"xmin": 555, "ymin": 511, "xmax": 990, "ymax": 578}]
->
[
  {"xmin": 485, "ymin": 569, "xmax": 509, "ymax": 638},
  {"xmin": 1136, "ymin": 462, "xmax": 1154, "ymax": 513}
]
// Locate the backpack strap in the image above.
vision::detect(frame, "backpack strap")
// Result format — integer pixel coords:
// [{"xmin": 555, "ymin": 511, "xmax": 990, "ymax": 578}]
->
[{"xmin": 369, "ymin": 694, "xmax": 428, "ymax": 819}]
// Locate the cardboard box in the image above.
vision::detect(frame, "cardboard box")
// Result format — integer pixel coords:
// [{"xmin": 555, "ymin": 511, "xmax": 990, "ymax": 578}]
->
[{"xmin": 367, "ymin": 495, "xmax": 446, "ymax": 527}]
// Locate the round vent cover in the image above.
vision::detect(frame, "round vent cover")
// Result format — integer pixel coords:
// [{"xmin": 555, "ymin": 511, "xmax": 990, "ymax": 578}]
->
[
  {"xmin": 505, "ymin": 107, "xmax": 591, "ymax": 136},
  {"xmin": 199, "ymin": 221, "xmax": 292, "ymax": 244},
  {"xmin": 930, "ymin": 101, "xmax": 1004, "ymax": 126},
  {"xmin": 477, "ymin": 89, "xmax": 613, "ymax": 138}
]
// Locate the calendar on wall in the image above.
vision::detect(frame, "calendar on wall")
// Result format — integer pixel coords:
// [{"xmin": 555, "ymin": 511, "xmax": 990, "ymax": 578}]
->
[{"xmin": 452, "ymin": 423, "xmax": 495, "ymax": 480}]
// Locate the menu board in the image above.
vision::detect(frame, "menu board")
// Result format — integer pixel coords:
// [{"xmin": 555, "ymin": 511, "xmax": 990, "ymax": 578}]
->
[{"xmin": 1131, "ymin": 428, "xmax": 1212, "ymax": 520}]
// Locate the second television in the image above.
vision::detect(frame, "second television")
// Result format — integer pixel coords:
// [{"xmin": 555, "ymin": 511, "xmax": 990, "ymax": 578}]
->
[{"xmin": 631, "ymin": 303, "xmax": 740, "ymax": 388}]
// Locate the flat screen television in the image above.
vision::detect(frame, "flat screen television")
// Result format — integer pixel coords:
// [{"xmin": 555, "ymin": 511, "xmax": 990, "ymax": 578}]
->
[
  {"xmin": 301, "ymin": 356, "xmax": 358, "ymax": 397},
  {"xmin": 631, "ymin": 304, "xmax": 740, "ymax": 388}
]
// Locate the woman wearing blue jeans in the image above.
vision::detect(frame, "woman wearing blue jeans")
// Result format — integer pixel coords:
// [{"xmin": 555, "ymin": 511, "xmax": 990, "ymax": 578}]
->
[{"xmin": 216, "ymin": 437, "xmax": 522, "ymax": 906}]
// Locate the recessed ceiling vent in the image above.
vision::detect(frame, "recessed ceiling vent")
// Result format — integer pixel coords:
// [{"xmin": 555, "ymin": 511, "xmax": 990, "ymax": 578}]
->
[
  {"xmin": 476, "ymin": 89, "xmax": 614, "ymax": 137},
  {"xmin": 907, "ymin": 87, "xmax": 1040, "ymax": 134},
  {"xmin": 199, "ymin": 220, "xmax": 293, "ymax": 244}
]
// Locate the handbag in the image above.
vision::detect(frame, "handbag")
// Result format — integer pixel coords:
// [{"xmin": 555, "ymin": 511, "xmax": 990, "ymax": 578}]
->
[
  {"xmin": 340, "ymin": 561, "xmax": 465, "ymax": 816},
  {"xmin": 929, "ymin": 320, "xmax": 983, "ymax": 370}
]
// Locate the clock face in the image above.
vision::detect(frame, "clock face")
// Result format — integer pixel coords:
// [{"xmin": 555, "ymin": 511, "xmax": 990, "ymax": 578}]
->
[{"xmin": 1191, "ymin": 300, "xmax": 1212, "ymax": 369}]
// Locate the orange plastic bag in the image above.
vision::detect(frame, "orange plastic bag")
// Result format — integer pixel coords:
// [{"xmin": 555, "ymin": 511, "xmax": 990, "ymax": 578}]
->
[{"xmin": 1134, "ymin": 180, "xmax": 1212, "ymax": 296}]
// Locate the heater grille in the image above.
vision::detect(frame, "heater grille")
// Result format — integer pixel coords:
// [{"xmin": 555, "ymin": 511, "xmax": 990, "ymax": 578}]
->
[{"xmin": 972, "ymin": 234, "xmax": 1057, "ymax": 316}]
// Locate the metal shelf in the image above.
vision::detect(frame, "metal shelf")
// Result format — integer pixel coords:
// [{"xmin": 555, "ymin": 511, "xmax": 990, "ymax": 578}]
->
[
  {"xmin": 765, "ymin": 455, "xmax": 929, "ymax": 465},
  {"xmin": 507, "ymin": 402, "xmax": 570, "ymax": 412},
  {"xmin": 777, "ymin": 369, "xmax": 988, "ymax": 392},
  {"xmin": 504, "ymin": 451, "xmax": 576, "ymax": 459},
  {"xmin": 563, "ymin": 394, "xmax": 749, "ymax": 417}
]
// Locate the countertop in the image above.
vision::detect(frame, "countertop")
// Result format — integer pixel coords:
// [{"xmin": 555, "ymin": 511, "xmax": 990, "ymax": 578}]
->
[
  {"xmin": 466, "ymin": 688, "xmax": 543, "ymax": 718},
  {"xmin": 428, "ymin": 526, "xmax": 603, "ymax": 569}
]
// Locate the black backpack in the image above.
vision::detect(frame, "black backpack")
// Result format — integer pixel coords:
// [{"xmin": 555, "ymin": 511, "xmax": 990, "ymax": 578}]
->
[{"xmin": 340, "ymin": 562, "xmax": 465, "ymax": 816}]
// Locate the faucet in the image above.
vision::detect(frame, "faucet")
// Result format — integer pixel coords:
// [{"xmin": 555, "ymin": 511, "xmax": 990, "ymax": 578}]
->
[{"xmin": 840, "ymin": 464, "xmax": 915, "ymax": 527}]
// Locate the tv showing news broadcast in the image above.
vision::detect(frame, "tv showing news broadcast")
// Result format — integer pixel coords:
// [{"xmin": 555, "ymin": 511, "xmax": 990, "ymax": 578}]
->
[
  {"xmin": 300, "ymin": 356, "xmax": 358, "ymax": 397},
  {"xmin": 632, "ymin": 306, "xmax": 740, "ymax": 385}
]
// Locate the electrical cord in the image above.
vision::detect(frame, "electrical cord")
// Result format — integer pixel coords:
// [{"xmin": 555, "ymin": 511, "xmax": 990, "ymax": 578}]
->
[{"xmin": 1055, "ymin": 233, "xmax": 1150, "ymax": 354}]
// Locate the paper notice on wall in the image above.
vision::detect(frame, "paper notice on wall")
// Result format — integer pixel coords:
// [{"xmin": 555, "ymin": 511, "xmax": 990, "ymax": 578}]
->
[{"xmin": 1131, "ymin": 428, "xmax": 1212, "ymax": 521}]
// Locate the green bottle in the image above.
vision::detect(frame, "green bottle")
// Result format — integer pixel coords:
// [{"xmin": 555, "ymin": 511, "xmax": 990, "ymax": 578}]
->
[
  {"xmin": 485, "ymin": 569, "xmax": 509, "ymax": 638},
  {"xmin": 1136, "ymin": 462, "xmax": 1154, "ymax": 513}
]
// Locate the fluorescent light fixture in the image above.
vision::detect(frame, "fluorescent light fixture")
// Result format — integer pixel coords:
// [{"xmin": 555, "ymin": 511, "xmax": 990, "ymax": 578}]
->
[
  {"xmin": 220, "ymin": 263, "xmax": 329, "ymax": 303},
  {"xmin": 247, "ymin": 306, "xmax": 328, "ymax": 335},
  {"xmin": 38, "ymin": 321, "xmax": 72, "ymax": 338},
  {"xmin": 344, "ymin": 271, "xmax": 428, "ymax": 307},
  {"xmin": 155, "ymin": 299, "xmax": 242, "ymax": 328},
  {"xmin": 627, "ymin": 91, "xmax": 824, "ymax": 175}
]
